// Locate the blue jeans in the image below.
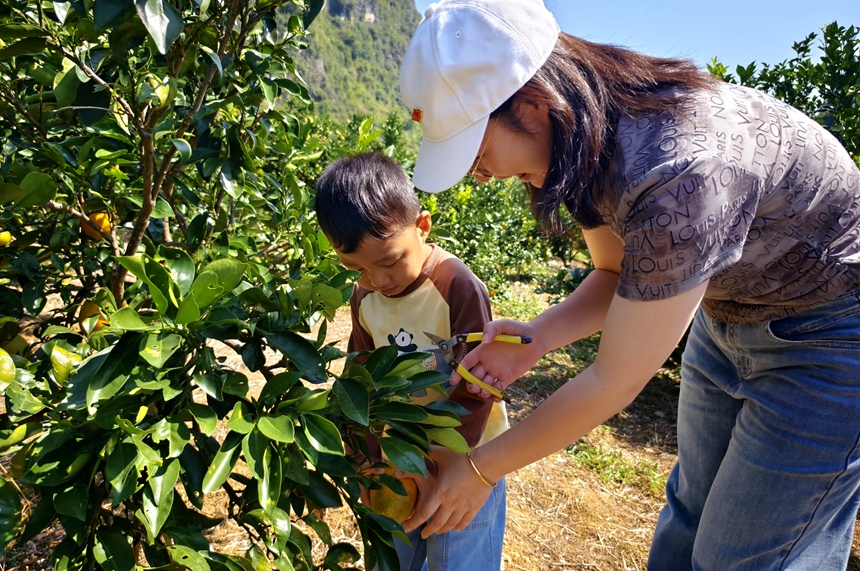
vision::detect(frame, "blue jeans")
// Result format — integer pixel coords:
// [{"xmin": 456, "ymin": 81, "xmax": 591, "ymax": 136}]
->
[
  {"xmin": 393, "ymin": 477, "xmax": 506, "ymax": 571},
  {"xmin": 649, "ymin": 293, "xmax": 860, "ymax": 570}
]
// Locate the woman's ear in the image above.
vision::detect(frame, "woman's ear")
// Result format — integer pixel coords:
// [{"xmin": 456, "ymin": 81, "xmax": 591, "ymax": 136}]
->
[
  {"xmin": 515, "ymin": 99, "xmax": 551, "ymax": 136},
  {"xmin": 416, "ymin": 210, "xmax": 433, "ymax": 238}
]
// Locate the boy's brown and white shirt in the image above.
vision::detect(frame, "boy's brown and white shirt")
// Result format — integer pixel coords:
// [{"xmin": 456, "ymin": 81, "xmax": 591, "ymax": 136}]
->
[
  {"xmin": 600, "ymin": 82, "xmax": 860, "ymax": 325},
  {"xmin": 349, "ymin": 244, "xmax": 508, "ymax": 448}
]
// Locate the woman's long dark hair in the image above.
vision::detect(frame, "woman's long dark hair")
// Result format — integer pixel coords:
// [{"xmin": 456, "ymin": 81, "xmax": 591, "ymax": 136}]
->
[{"xmin": 492, "ymin": 33, "xmax": 718, "ymax": 233}]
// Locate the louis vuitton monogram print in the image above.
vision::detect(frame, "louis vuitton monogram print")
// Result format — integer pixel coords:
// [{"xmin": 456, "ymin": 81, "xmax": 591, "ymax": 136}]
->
[{"xmin": 603, "ymin": 83, "xmax": 860, "ymax": 325}]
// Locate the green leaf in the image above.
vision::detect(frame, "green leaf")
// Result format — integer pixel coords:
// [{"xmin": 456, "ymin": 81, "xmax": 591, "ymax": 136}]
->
[
  {"xmin": 373, "ymin": 402, "xmax": 428, "ymax": 423},
  {"xmin": 85, "ymin": 333, "xmax": 140, "ymax": 412},
  {"xmin": 110, "ymin": 307, "xmax": 152, "ymax": 331},
  {"xmin": 363, "ymin": 344, "xmax": 398, "ymax": 380},
  {"xmin": 168, "ymin": 544, "xmax": 212, "ymax": 571},
  {"xmin": 258, "ymin": 372, "xmax": 302, "ymax": 408},
  {"xmin": 0, "ymin": 24, "xmax": 47, "ymax": 39},
  {"xmin": 387, "ymin": 353, "xmax": 430, "ymax": 377},
  {"xmin": 172, "ymin": 138, "xmax": 192, "ymax": 162},
  {"xmin": 106, "ymin": 442, "xmax": 139, "ymax": 507},
  {"xmin": 14, "ymin": 172, "xmax": 57, "ymax": 207},
  {"xmin": 157, "ymin": 245, "xmax": 195, "ymax": 296},
  {"xmin": 261, "ymin": 76, "xmax": 278, "ymax": 108},
  {"xmin": 201, "ymin": 431, "xmax": 243, "ymax": 494},
  {"xmin": 188, "ymin": 402, "xmax": 218, "ymax": 437},
  {"xmin": 135, "ymin": 0, "xmax": 183, "ymax": 55},
  {"xmin": 117, "ymin": 255, "xmax": 171, "ymax": 316},
  {"xmin": 136, "ymin": 485, "xmax": 173, "ymax": 543},
  {"xmin": 259, "ymin": 445, "xmax": 281, "ymax": 513},
  {"xmin": 125, "ymin": 194, "xmax": 173, "ymax": 218},
  {"xmin": 94, "ymin": 0, "xmax": 137, "ymax": 31},
  {"xmin": 300, "ymin": 413, "xmax": 343, "ymax": 455},
  {"xmin": 0, "ymin": 183, "xmax": 25, "ymax": 205},
  {"xmin": 296, "ymin": 470, "xmax": 342, "ymax": 508},
  {"xmin": 93, "ymin": 530, "xmax": 136, "ymax": 571},
  {"xmin": 225, "ymin": 401, "xmax": 255, "ymax": 434},
  {"xmin": 149, "ymin": 458, "xmax": 180, "ymax": 506},
  {"xmin": 323, "ymin": 543, "xmax": 361, "ymax": 570},
  {"xmin": 203, "ymin": 259, "xmax": 247, "ymax": 293},
  {"xmin": 424, "ymin": 427, "xmax": 469, "ymax": 454},
  {"xmin": 303, "ymin": 0, "xmax": 326, "ymax": 28},
  {"xmin": 0, "ymin": 37, "xmax": 47, "ymax": 59},
  {"xmin": 407, "ymin": 371, "xmax": 451, "ymax": 394},
  {"xmin": 257, "ymin": 414, "xmax": 295, "ymax": 443},
  {"xmin": 242, "ymin": 428, "xmax": 268, "ymax": 481},
  {"xmin": 265, "ymin": 331, "xmax": 325, "ymax": 380},
  {"xmin": 139, "ymin": 332, "xmax": 182, "ymax": 368},
  {"xmin": 378, "ymin": 437, "xmax": 427, "ymax": 478},
  {"xmin": 176, "ymin": 260, "xmax": 246, "ymax": 324},
  {"xmin": 421, "ymin": 411, "xmax": 462, "ymax": 428},
  {"xmin": 178, "ymin": 446, "xmax": 207, "ymax": 510},
  {"xmin": 0, "ymin": 478, "xmax": 21, "ymax": 553},
  {"xmin": 296, "ymin": 388, "xmax": 330, "ymax": 411},
  {"xmin": 53, "ymin": 484, "xmax": 88, "ymax": 521},
  {"xmin": 0, "ymin": 422, "xmax": 42, "ymax": 454},
  {"xmin": 199, "ymin": 45, "xmax": 222, "ymax": 78},
  {"xmin": 332, "ymin": 378, "xmax": 369, "ymax": 426}
]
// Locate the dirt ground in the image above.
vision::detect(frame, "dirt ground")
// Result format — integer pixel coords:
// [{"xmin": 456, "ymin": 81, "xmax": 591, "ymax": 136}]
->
[{"xmin": 5, "ymin": 292, "xmax": 860, "ymax": 570}]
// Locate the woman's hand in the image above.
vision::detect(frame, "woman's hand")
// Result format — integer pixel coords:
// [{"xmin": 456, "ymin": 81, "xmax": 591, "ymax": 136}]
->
[
  {"xmin": 403, "ymin": 446, "xmax": 494, "ymax": 538},
  {"xmin": 451, "ymin": 319, "xmax": 547, "ymax": 400}
]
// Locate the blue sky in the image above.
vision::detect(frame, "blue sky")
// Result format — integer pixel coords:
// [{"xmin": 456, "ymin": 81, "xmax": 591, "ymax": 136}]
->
[{"xmin": 412, "ymin": 1, "xmax": 859, "ymax": 68}]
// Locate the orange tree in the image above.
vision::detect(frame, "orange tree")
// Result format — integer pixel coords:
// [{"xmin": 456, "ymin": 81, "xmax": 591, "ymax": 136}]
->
[{"xmin": 0, "ymin": 1, "xmax": 466, "ymax": 569}]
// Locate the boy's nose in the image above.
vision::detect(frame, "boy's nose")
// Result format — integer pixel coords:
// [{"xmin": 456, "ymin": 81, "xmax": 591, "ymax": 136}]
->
[{"xmin": 369, "ymin": 273, "xmax": 390, "ymax": 290}]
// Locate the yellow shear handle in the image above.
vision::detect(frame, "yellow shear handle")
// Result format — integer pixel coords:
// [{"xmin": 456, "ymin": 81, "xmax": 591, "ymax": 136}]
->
[
  {"xmin": 461, "ymin": 333, "xmax": 530, "ymax": 344},
  {"xmin": 455, "ymin": 364, "xmax": 504, "ymax": 400}
]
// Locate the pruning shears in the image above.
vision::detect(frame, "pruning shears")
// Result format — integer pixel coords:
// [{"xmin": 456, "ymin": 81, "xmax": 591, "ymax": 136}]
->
[{"xmin": 417, "ymin": 332, "xmax": 532, "ymax": 403}]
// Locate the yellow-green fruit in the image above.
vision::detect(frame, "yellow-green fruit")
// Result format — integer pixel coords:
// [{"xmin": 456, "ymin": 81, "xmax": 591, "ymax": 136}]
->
[
  {"xmin": 0, "ymin": 231, "xmax": 11, "ymax": 246},
  {"xmin": 79, "ymin": 301, "xmax": 108, "ymax": 332},
  {"xmin": 369, "ymin": 469, "xmax": 419, "ymax": 524},
  {"xmin": 51, "ymin": 346, "xmax": 82, "ymax": 384},
  {"xmin": 3, "ymin": 335, "xmax": 28, "ymax": 357},
  {"xmin": 82, "ymin": 212, "xmax": 110, "ymax": 241},
  {"xmin": 0, "ymin": 348, "xmax": 15, "ymax": 390}
]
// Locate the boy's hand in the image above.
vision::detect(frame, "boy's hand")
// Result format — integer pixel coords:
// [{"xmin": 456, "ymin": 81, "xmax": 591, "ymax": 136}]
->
[{"xmin": 451, "ymin": 319, "xmax": 546, "ymax": 400}]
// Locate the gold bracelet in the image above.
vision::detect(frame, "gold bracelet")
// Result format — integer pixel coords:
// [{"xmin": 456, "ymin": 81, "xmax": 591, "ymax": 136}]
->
[{"xmin": 466, "ymin": 449, "xmax": 496, "ymax": 488}]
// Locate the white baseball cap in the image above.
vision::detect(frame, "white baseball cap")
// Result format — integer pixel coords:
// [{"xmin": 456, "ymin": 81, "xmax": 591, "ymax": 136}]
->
[{"xmin": 400, "ymin": 0, "xmax": 560, "ymax": 193}]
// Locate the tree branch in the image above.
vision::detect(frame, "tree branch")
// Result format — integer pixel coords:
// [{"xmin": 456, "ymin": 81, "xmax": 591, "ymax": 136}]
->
[{"xmin": 0, "ymin": 87, "xmax": 47, "ymax": 140}]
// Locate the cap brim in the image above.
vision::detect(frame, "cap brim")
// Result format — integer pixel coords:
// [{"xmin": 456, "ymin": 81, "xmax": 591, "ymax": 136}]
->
[{"xmin": 411, "ymin": 115, "xmax": 490, "ymax": 193}]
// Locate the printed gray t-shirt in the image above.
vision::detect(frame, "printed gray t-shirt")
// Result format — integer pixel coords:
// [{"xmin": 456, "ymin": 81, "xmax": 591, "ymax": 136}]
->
[{"xmin": 600, "ymin": 82, "xmax": 860, "ymax": 325}]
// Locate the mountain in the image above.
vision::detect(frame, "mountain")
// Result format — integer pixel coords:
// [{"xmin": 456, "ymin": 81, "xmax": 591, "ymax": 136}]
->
[{"xmin": 296, "ymin": 0, "xmax": 422, "ymax": 129}]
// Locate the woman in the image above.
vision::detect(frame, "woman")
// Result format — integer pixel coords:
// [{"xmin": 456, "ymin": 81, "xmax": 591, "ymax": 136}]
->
[{"xmin": 398, "ymin": 0, "xmax": 860, "ymax": 569}]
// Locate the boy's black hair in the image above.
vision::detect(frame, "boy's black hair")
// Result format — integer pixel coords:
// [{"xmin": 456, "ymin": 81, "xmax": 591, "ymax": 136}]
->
[{"xmin": 314, "ymin": 152, "xmax": 420, "ymax": 254}]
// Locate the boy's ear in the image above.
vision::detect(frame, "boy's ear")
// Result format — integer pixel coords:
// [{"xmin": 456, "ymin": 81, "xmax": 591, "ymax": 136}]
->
[{"xmin": 416, "ymin": 210, "xmax": 432, "ymax": 237}]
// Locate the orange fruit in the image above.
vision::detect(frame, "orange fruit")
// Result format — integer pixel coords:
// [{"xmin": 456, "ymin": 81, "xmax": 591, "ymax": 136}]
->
[
  {"xmin": 0, "ymin": 231, "xmax": 11, "ymax": 246},
  {"xmin": 79, "ymin": 301, "xmax": 108, "ymax": 333},
  {"xmin": 369, "ymin": 467, "xmax": 418, "ymax": 524},
  {"xmin": 82, "ymin": 212, "xmax": 110, "ymax": 241}
]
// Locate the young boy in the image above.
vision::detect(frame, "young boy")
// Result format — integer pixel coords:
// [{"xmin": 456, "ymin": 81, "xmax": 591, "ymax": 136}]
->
[{"xmin": 314, "ymin": 152, "xmax": 507, "ymax": 571}]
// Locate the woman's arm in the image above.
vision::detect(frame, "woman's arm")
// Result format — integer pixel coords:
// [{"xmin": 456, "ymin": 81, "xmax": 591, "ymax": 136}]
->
[
  {"xmin": 405, "ymin": 279, "xmax": 707, "ymax": 537},
  {"xmin": 452, "ymin": 225, "xmax": 624, "ymax": 395}
]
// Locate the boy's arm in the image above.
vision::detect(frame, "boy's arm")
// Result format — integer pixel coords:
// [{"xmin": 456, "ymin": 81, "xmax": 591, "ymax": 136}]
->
[
  {"xmin": 444, "ymin": 265, "xmax": 494, "ymax": 447},
  {"xmin": 347, "ymin": 290, "xmax": 375, "ymax": 353}
]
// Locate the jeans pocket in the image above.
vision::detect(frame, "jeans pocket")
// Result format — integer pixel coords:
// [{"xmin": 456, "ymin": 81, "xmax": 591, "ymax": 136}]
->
[{"xmin": 766, "ymin": 293, "xmax": 860, "ymax": 347}]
